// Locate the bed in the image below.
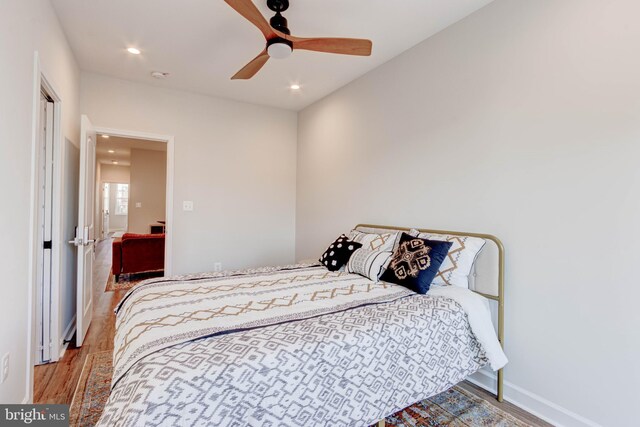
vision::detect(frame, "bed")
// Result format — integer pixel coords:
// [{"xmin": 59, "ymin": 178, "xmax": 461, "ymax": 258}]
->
[{"xmin": 97, "ymin": 224, "xmax": 507, "ymax": 427}]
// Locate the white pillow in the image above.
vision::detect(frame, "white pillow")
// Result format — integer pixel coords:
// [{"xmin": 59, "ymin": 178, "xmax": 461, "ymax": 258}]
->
[
  {"xmin": 346, "ymin": 248, "xmax": 393, "ymax": 281},
  {"xmin": 410, "ymin": 229, "xmax": 486, "ymax": 288}
]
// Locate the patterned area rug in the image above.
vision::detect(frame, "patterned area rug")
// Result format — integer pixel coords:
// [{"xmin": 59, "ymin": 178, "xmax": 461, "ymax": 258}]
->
[
  {"xmin": 386, "ymin": 386, "xmax": 530, "ymax": 426},
  {"xmin": 104, "ymin": 270, "xmax": 163, "ymax": 292},
  {"xmin": 69, "ymin": 352, "xmax": 112, "ymax": 427},
  {"xmin": 70, "ymin": 352, "xmax": 527, "ymax": 427}
]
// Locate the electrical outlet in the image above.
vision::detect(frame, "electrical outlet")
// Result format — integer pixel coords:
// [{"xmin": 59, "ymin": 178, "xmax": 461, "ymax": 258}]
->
[
  {"xmin": 183, "ymin": 201, "xmax": 194, "ymax": 211},
  {"xmin": 213, "ymin": 262, "xmax": 222, "ymax": 272},
  {"xmin": 135, "ymin": 202, "xmax": 142, "ymax": 208},
  {"xmin": 2, "ymin": 353, "xmax": 9, "ymax": 384}
]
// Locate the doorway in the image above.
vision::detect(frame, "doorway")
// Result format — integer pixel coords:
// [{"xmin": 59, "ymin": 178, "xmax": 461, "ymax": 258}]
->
[
  {"xmin": 101, "ymin": 182, "xmax": 130, "ymax": 238},
  {"xmin": 28, "ymin": 56, "xmax": 78, "ymax": 404},
  {"xmin": 92, "ymin": 134, "xmax": 169, "ymax": 321},
  {"xmin": 73, "ymin": 124, "xmax": 174, "ymax": 347},
  {"xmin": 34, "ymin": 88, "xmax": 56, "ymax": 365}
]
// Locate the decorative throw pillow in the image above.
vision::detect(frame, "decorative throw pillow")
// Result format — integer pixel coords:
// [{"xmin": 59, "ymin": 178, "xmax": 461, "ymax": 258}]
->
[
  {"xmin": 380, "ymin": 233, "xmax": 453, "ymax": 294},
  {"xmin": 348, "ymin": 230, "xmax": 398, "ymax": 252},
  {"xmin": 410, "ymin": 229, "xmax": 486, "ymax": 288},
  {"xmin": 346, "ymin": 248, "xmax": 393, "ymax": 281},
  {"xmin": 319, "ymin": 235, "xmax": 362, "ymax": 271}
]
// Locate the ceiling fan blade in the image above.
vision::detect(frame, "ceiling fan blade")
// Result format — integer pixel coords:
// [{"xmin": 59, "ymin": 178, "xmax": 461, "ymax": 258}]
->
[
  {"xmin": 224, "ymin": 0, "xmax": 276, "ymax": 40},
  {"xmin": 231, "ymin": 49, "xmax": 270, "ymax": 80},
  {"xmin": 289, "ymin": 36, "xmax": 372, "ymax": 56}
]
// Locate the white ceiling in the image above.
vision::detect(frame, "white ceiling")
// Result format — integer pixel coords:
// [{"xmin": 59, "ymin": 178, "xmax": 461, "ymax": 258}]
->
[
  {"xmin": 51, "ymin": 0, "xmax": 493, "ymax": 111},
  {"xmin": 96, "ymin": 135, "xmax": 166, "ymax": 166}
]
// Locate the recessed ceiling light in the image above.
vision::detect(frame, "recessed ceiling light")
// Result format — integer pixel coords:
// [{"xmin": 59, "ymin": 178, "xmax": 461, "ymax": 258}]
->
[
  {"xmin": 112, "ymin": 161, "xmax": 119, "ymax": 165},
  {"xmin": 290, "ymin": 84, "xmax": 301, "ymax": 90},
  {"xmin": 127, "ymin": 47, "xmax": 141, "ymax": 55},
  {"xmin": 101, "ymin": 134, "xmax": 110, "ymax": 139},
  {"xmin": 151, "ymin": 71, "xmax": 170, "ymax": 79},
  {"xmin": 108, "ymin": 150, "xmax": 115, "ymax": 154}
]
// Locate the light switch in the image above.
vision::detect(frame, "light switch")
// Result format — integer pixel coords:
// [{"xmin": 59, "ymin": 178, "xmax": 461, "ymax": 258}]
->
[
  {"xmin": 135, "ymin": 202, "xmax": 142, "ymax": 208},
  {"xmin": 183, "ymin": 201, "xmax": 194, "ymax": 211}
]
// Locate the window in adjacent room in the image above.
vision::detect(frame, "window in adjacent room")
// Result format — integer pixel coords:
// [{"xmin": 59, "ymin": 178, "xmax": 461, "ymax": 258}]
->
[{"xmin": 115, "ymin": 183, "xmax": 129, "ymax": 215}]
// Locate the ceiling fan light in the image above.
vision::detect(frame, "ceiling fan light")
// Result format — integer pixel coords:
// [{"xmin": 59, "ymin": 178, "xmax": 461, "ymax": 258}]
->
[{"xmin": 267, "ymin": 40, "xmax": 293, "ymax": 59}]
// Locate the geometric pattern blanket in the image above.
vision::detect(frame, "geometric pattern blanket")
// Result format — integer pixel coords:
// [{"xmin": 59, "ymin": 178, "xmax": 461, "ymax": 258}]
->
[
  {"xmin": 112, "ymin": 264, "xmax": 414, "ymax": 387},
  {"xmin": 99, "ymin": 264, "xmax": 489, "ymax": 426}
]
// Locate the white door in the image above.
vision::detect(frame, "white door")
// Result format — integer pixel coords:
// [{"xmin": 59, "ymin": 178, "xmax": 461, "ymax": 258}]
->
[
  {"xmin": 74, "ymin": 115, "xmax": 96, "ymax": 346},
  {"xmin": 35, "ymin": 92, "xmax": 54, "ymax": 364}
]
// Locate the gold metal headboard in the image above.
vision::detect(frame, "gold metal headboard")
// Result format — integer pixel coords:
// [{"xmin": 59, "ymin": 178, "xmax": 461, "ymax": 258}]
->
[{"xmin": 355, "ymin": 223, "xmax": 505, "ymax": 402}]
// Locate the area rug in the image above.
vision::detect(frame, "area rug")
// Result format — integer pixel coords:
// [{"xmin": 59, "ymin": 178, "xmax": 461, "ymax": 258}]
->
[
  {"xmin": 70, "ymin": 351, "xmax": 528, "ymax": 427},
  {"xmin": 69, "ymin": 351, "xmax": 112, "ymax": 427},
  {"xmin": 105, "ymin": 270, "xmax": 163, "ymax": 292},
  {"xmin": 385, "ymin": 386, "xmax": 530, "ymax": 426}
]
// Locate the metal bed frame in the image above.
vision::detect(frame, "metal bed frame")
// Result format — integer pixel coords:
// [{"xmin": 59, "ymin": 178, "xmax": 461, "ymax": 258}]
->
[{"xmin": 354, "ymin": 224, "xmax": 505, "ymax": 427}]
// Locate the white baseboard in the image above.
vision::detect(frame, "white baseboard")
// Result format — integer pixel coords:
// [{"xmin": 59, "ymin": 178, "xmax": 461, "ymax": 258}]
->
[
  {"xmin": 468, "ymin": 369, "xmax": 602, "ymax": 427},
  {"xmin": 58, "ymin": 315, "xmax": 76, "ymax": 359}
]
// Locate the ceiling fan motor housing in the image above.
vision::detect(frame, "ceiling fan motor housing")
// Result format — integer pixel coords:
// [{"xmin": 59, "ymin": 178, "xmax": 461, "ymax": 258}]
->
[
  {"xmin": 269, "ymin": 12, "xmax": 290, "ymax": 35},
  {"xmin": 267, "ymin": 0, "xmax": 290, "ymax": 34}
]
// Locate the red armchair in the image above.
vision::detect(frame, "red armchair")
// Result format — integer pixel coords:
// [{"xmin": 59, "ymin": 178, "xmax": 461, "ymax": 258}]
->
[{"xmin": 112, "ymin": 233, "xmax": 165, "ymax": 282}]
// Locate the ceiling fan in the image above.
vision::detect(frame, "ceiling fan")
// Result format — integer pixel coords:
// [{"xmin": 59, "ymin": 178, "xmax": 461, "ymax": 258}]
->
[{"xmin": 224, "ymin": 0, "xmax": 373, "ymax": 80}]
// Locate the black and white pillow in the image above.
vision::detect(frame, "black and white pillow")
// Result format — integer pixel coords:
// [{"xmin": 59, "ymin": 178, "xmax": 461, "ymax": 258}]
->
[
  {"xmin": 380, "ymin": 232, "xmax": 453, "ymax": 294},
  {"xmin": 319, "ymin": 235, "xmax": 362, "ymax": 272}
]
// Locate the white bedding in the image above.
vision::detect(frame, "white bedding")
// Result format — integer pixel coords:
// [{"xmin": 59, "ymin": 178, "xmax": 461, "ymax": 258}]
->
[{"xmin": 428, "ymin": 284, "xmax": 508, "ymax": 370}]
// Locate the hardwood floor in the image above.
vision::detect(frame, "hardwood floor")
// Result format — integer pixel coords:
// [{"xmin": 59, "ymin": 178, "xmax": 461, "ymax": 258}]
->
[
  {"xmin": 458, "ymin": 382, "xmax": 552, "ymax": 426},
  {"xmin": 34, "ymin": 239, "xmax": 550, "ymax": 426}
]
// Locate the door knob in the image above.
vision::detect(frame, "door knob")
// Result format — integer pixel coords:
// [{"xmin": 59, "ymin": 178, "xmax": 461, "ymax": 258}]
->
[{"xmin": 68, "ymin": 237, "xmax": 82, "ymax": 246}]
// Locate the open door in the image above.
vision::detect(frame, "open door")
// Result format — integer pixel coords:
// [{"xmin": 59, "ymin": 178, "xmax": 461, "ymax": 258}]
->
[{"xmin": 72, "ymin": 115, "xmax": 96, "ymax": 346}]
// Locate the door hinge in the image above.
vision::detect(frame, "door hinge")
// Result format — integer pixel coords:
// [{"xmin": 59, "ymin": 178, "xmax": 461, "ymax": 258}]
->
[{"xmin": 43, "ymin": 240, "xmax": 52, "ymax": 249}]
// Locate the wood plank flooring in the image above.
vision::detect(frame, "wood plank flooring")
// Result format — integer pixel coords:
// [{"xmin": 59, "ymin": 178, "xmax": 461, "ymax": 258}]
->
[{"xmin": 33, "ymin": 239, "xmax": 550, "ymax": 426}]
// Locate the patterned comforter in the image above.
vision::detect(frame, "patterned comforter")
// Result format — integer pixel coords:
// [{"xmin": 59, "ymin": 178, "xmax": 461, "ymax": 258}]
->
[{"xmin": 97, "ymin": 264, "xmax": 489, "ymax": 427}]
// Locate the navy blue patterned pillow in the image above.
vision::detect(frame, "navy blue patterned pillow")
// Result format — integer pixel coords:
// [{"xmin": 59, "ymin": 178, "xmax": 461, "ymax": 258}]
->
[
  {"xmin": 319, "ymin": 234, "xmax": 362, "ymax": 271},
  {"xmin": 380, "ymin": 232, "xmax": 453, "ymax": 294}
]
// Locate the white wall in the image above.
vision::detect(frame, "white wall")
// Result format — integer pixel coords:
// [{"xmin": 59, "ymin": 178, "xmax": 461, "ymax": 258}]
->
[
  {"xmin": 80, "ymin": 73, "xmax": 297, "ymax": 274},
  {"xmin": 100, "ymin": 164, "xmax": 130, "ymax": 183},
  {"xmin": 296, "ymin": 0, "xmax": 640, "ymax": 425},
  {"xmin": 128, "ymin": 149, "xmax": 166, "ymax": 234},
  {"xmin": 0, "ymin": 0, "xmax": 79, "ymax": 403}
]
